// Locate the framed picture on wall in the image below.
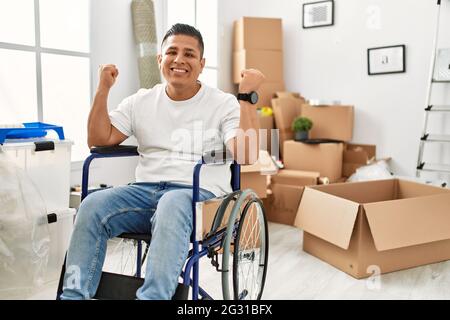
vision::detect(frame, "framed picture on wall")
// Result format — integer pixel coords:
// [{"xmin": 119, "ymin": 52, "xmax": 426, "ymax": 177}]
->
[
  {"xmin": 367, "ymin": 45, "xmax": 406, "ymax": 75},
  {"xmin": 302, "ymin": 0, "xmax": 334, "ymax": 29}
]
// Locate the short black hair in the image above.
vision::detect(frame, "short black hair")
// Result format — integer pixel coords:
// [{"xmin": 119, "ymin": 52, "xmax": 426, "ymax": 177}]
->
[{"xmin": 161, "ymin": 23, "xmax": 204, "ymax": 58}]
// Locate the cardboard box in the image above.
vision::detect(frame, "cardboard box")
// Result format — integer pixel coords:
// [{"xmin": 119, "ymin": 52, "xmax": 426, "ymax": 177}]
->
[
  {"xmin": 342, "ymin": 143, "xmax": 376, "ymax": 177},
  {"xmin": 271, "ymin": 97, "xmax": 303, "ymax": 130},
  {"xmin": 258, "ymin": 114, "xmax": 274, "ymax": 130},
  {"xmin": 241, "ymin": 171, "xmax": 267, "ymax": 199},
  {"xmin": 264, "ymin": 184, "xmax": 305, "ymax": 226},
  {"xmin": 233, "ymin": 17, "xmax": 282, "ymax": 51},
  {"xmin": 295, "ymin": 179, "xmax": 450, "ymax": 279},
  {"xmin": 195, "ymin": 195, "xmax": 232, "ymax": 241},
  {"xmin": 271, "ymin": 169, "xmax": 319, "ymax": 186},
  {"xmin": 271, "ymin": 97, "xmax": 304, "ymax": 155},
  {"xmin": 241, "ymin": 150, "xmax": 278, "ymax": 198},
  {"xmin": 301, "ymin": 104, "xmax": 354, "ymax": 142},
  {"xmin": 274, "ymin": 92, "xmax": 302, "ymax": 99},
  {"xmin": 233, "ymin": 49, "xmax": 284, "ymax": 83},
  {"xmin": 257, "ymin": 82, "xmax": 286, "ymax": 107},
  {"xmin": 283, "ymin": 140, "xmax": 344, "ymax": 183},
  {"xmin": 196, "ymin": 191, "xmax": 261, "ymax": 245},
  {"xmin": 264, "ymin": 169, "xmax": 319, "ymax": 225},
  {"xmin": 258, "ymin": 114, "xmax": 274, "ymax": 154}
]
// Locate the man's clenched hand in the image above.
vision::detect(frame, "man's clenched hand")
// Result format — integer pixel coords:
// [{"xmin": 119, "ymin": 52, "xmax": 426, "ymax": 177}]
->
[
  {"xmin": 238, "ymin": 69, "xmax": 265, "ymax": 93},
  {"xmin": 98, "ymin": 64, "xmax": 119, "ymax": 91}
]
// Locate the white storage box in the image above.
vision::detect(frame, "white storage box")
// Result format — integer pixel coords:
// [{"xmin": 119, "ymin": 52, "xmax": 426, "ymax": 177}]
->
[
  {"xmin": 46, "ymin": 208, "xmax": 76, "ymax": 282},
  {"xmin": 1, "ymin": 139, "xmax": 73, "ymax": 211}
]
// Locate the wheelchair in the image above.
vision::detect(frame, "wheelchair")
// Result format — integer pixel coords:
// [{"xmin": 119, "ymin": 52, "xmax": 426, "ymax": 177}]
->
[{"xmin": 56, "ymin": 145, "xmax": 269, "ymax": 300}]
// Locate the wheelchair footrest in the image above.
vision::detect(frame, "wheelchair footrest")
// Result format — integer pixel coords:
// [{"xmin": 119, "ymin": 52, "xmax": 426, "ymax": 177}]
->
[
  {"xmin": 94, "ymin": 272, "xmax": 144, "ymax": 300},
  {"xmin": 172, "ymin": 283, "xmax": 189, "ymax": 300},
  {"xmin": 93, "ymin": 271, "xmax": 190, "ymax": 300}
]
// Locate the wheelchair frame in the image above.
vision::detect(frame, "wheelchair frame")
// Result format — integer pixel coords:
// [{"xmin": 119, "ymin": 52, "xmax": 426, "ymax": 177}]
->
[{"xmin": 58, "ymin": 145, "xmax": 253, "ymax": 300}]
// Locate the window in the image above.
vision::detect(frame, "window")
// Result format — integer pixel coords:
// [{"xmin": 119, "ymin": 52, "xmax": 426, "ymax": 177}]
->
[
  {"xmin": 166, "ymin": 0, "xmax": 218, "ymax": 88},
  {"xmin": 0, "ymin": 0, "xmax": 90, "ymax": 162}
]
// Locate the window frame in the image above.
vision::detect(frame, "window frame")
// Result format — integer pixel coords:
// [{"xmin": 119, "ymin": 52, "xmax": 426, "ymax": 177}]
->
[
  {"xmin": 0, "ymin": 0, "xmax": 92, "ymax": 163},
  {"xmin": 164, "ymin": 0, "xmax": 218, "ymax": 87}
]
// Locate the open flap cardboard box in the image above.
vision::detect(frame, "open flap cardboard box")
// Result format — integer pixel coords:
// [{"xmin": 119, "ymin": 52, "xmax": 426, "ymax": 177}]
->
[
  {"xmin": 283, "ymin": 140, "xmax": 344, "ymax": 183},
  {"xmin": 295, "ymin": 179, "xmax": 450, "ymax": 279},
  {"xmin": 343, "ymin": 143, "xmax": 376, "ymax": 177},
  {"xmin": 271, "ymin": 97, "xmax": 303, "ymax": 130},
  {"xmin": 264, "ymin": 169, "xmax": 319, "ymax": 225},
  {"xmin": 301, "ymin": 104, "xmax": 354, "ymax": 142},
  {"xmin": 241, "ymin": 150, "xmax": 278, "ymax": 198},
  {"xmin": 257, "ymin": 82, "xmax": 286, "ymax": 107}
]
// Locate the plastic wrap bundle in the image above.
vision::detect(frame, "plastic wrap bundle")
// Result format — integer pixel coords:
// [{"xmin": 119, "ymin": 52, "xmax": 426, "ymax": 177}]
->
[
  {"xmin": 347, "ymin": 160, "xmax": 393, "ymax": 183},
  {"xmin": 131, "ymin": 0, "xmax": 161, "ymax": 89},
  {"xmin": 0, "ymin": 150, "xmax": 50, "ymax": 298}
]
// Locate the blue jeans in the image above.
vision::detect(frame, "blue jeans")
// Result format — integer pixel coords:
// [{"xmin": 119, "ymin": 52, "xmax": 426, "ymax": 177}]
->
[{"xmin": 60, "ymin": 182, "xmax": 215, "ymax": 300}]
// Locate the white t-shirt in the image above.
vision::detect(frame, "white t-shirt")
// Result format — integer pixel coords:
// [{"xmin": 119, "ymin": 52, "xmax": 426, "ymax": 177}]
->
[{"xmin": 109, "ymin": 82, "xmax": 240, "ymax": 196}]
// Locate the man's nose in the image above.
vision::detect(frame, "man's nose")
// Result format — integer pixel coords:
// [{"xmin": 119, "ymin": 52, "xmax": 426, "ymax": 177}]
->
[{"xmin": 173, "ymin": 53, "xmax": 185, "ymax": 63}]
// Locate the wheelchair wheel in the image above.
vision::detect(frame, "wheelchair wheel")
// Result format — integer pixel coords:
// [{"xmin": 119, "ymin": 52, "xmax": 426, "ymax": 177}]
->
[
  {"xmin": 221, "ymin": 189, "xmax": 269, "ymax": 300},
  {"xmin": 105, "ymin": 238, "xmax": 149, "ymax": 277}
]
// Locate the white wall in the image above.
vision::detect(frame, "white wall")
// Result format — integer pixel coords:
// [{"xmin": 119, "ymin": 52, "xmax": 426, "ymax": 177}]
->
[
  {"xmin": 219, "ymin": 0, "xmax": 450, "ymax": 179},
  {"xmin": 73, "ymin": 0, "xmax": 450, "ymax": 187},
  {"xmin": 71, "ymin": 0, "xmax": 166, "ymax": 186}
]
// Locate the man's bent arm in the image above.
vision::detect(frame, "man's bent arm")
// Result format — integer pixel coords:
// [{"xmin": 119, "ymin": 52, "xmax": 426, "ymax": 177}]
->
[
  {"xmin": 227, "ymin": 69, "xmax": 265, "ymax": 165},
  {"xmin": 87, "ymin": 64, "xmax": 128, "ymax": 148}
]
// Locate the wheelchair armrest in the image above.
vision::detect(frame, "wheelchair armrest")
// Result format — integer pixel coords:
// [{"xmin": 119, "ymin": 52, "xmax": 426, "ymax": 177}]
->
[
  {"xmin": 90, "ymin": 145, "xmax": 138, "ymax": 156},
  {"xmin": 202, "ymin": 149, "xmax": 235, "ymax": 165}
]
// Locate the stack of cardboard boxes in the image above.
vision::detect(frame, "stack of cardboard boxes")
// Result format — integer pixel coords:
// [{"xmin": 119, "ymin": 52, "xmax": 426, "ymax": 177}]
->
[
  {"xmin": 233, "ymin": 17, "xmax": 285, "ymax": 154},
  {"xmin": 233, "ymin": 17, "xmax": 285, "ymax": 103},
  {"xmin": 264, "ymin": 93, "xmax": 382, "ymax": 226}
]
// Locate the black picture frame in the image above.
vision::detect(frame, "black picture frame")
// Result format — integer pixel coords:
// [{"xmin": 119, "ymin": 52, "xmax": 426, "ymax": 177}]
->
[
  {"xmin": 302, "ymin": 0, "xmax": 334, "ymax": 29},
  {"xmin": 367, "ymin": 45, "xmax": 406, "ymax": 75}
]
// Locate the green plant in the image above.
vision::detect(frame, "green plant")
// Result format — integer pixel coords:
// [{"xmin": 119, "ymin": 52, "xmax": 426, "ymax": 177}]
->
[{"xmin": 292, "ymin": 116, "xmax": 313, "ymax": 132}]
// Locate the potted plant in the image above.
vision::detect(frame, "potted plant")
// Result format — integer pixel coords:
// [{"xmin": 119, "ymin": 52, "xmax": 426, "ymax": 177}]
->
[{"xmin": 292, "ymin": 116, "xmax": 313, "ymax": 141}]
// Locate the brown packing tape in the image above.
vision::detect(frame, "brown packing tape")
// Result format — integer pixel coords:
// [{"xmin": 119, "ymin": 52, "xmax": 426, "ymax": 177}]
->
[{"xmin": 318, "ymin": 177, "xmax": 330, "ymax": 185}]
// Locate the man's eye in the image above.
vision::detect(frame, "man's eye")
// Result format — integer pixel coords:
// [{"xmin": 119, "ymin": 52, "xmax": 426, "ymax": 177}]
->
[
  {"xmin": 167, "ymin": 51, "xmax": 176, "ymax": 55},
  {"xmin": 185, "ymin": 53, "xmax": 195, "ymax": 58}
]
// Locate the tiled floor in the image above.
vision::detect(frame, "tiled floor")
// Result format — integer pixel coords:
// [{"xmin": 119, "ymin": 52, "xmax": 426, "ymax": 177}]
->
[{"xmin": 3, "ymin": 222, "xmax": 450, "ymax": 300}]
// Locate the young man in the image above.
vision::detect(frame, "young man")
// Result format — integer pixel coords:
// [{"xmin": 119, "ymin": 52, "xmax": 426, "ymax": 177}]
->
[{"xmin": 61, "ymin": 23, "xmax": 264, "ymax": 300}]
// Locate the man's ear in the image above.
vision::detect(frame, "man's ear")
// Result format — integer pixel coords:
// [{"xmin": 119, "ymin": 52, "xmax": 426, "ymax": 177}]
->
[
  {"xmin": 200, "ymin": 57, "xmax": 206, "ymax": 72},
  {"xmin": 157, "ymin": 53, "xmax": 162, "ymax": 68}
]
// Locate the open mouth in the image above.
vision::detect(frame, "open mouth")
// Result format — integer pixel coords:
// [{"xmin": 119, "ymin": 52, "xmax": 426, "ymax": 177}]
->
[{"xmin": 170, "ymin": 67, "xmax": 188, "ymax": 74}]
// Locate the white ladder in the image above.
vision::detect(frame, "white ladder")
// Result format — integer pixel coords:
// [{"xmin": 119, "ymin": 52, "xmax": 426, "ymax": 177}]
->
[{"xmin": 416, "ymin": 0, "xmax": 450, "ymax": 182}]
